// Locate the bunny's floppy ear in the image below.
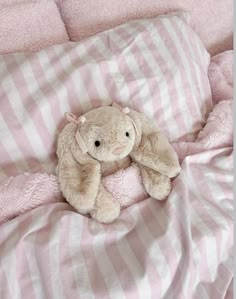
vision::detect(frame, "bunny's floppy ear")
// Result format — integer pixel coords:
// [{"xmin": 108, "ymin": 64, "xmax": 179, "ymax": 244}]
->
[
  {"xmin": 56, "ymin": 114, "xmax": 101, "ymax": 214},
  {"xmin": 128, "ymin": 109, "xmax": 181, "ymax": 178}
]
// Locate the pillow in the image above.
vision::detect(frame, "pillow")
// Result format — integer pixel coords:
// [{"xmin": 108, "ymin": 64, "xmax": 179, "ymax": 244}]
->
[
  {"xmin": 0, "ymin": 0, "xmax": 69, "ymax": 54},
  {"xmin": 208, "ymin": 50, "xmax": 233, "ymax": 104},
  {"xmin": 57, "ymin": 0, "xmax": 233, "ymax": 56},
  {"xmin": 0, "ymin": 13, "xmax": 212, "ymax": 180}
]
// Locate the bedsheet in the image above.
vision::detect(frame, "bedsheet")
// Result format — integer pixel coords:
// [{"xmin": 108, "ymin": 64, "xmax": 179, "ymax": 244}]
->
[
  {"xmin": 0, "ymin": 115, "xmax": 233, "ymax": 298},
  {"xmin": 0, "ymin": 81, "xmax": 233, "ymax": 299},
  {"xmin": 0, "ymin": 19, "xmax": 233, "ymax": 299}
]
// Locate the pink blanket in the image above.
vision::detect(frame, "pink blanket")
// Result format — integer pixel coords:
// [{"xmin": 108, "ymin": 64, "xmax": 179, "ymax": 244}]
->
[
  {"xmin": 58, "ymin": 0, "xmax": 233, "ymax": 56},
  {"xmin": 0, "ymin": 51, "xmax": 233, "ymax": 298},
  {"xmin": 0, "ymin": 0, "xmax": 69, "ymax": 54},
  {"xmin": 0, "ymin": 0, "xmax": 233, "ymax": 56}
]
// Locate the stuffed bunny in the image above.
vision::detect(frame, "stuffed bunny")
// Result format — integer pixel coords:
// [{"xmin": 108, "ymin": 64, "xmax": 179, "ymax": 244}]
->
[{"xmin": 56, "ymin": 103, "xmax": 180, "ymax": 223}]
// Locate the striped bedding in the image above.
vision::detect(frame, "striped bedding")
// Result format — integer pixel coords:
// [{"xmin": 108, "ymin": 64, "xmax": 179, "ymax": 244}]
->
[{"xmin": 0, "ymin": 13, "xmax": 233, "ymax": 299}]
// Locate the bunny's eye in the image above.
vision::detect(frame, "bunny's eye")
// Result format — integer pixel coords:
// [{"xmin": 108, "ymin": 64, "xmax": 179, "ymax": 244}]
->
[
  {"xmin": 125, "ymin": 132, "xmax": 130, "ymax": 137},
  {"xmin": 95, "ymin": 141, "xmax": 101, "ymax": 147}
]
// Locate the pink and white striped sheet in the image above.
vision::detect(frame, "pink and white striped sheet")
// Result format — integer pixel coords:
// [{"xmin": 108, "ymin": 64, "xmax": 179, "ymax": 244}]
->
[
  {"xmin": 0, "ymin": 13, "xmax": 233, "ymax": 299},
  {"xmin": 0, "ymin": 144, "xmax": 233, "ymax": 298},
  {"xmin": 0, "ymin": 13, "xmax": 212, "ymax": 181}
]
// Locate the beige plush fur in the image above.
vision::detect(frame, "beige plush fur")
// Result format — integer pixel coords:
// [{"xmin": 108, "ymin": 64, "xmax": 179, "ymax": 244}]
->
[{"xmin": 56, "ymin": 104, "xmax": 180, "ymax": 223}]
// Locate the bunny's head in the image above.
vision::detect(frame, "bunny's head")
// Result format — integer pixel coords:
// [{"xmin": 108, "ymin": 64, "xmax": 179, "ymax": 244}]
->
[{"xmin": 67, "ymin": 105, "xmax": 137, "ymax": 162}]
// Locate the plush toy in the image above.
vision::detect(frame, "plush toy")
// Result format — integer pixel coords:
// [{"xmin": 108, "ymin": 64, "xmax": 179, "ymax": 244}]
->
[{"xmin": 56, "ymin": 103, "xmax": 180, "ymax": 223}]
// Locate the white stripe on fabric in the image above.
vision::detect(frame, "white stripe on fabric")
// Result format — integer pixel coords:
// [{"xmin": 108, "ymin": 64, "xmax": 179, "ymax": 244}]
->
[
  {"xmin": 0, "ymin": 223, "xmax": 21, "ymax": 299},
  {"xmin": 109, "ymin": 31, "xmax": 154, "ymax": 116},
  {"xmin": 114, "ymin": 217, "xmax": 152, "ymax": 298},
  {"xmin": 129, "ymin": 203, "xmax": 173, "ymax": 298},
  {"xmin": 13, "ymin": 54, "xmax": 57, "ymax": 136},
  {"xmin": 123, "ymin": 23, "xmax": 181, "ymax": 138},
  {"xmin": 0, "ymin": 114, "xmax": 30, "ymax": 171},
  {"xmin": 1, "ymin": 61, "xmax": 48, "ymax": 162},
  {"xmin": 162, "ymin": 18, "xmax": 202, "ymax": 120},
  {"xmin": 48, "ymin": 215, "xmax": 65, "ymax": 299},
  {"xmin": 88, "ymin": 222, "xmax": 126, "ymax": 299},
  {"xmin": 16, "ymin": 215, "xmax": 46, "ymax": 299},
  {"xmin": 75, "ymin": 44, "xmax": 111, "ymax": 104},
  {"xmin": 37, "ymin": 51, "xmax": 71, "ymax": 115},
  {"xmin": 69, "ymin": 216, "xmax": 95, "ymax": 299}
]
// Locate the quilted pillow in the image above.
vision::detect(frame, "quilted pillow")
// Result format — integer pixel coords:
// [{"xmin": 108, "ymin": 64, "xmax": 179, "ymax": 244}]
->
[
  {"xmin": 0, "ymin": 0, "xmax": 69, "ymax": 54},
  {"xmin": 57, "ymin": 0, "xmax": 233, "ymax": 56},
  {"xmin": 0, "ymin": 13, "xmax": 212, "ymax": 180}
]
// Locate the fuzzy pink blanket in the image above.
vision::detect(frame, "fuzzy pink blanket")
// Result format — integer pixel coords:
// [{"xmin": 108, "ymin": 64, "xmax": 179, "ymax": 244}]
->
[
  {"xmin": 0, "ymin": 0, "xmax": 69, "ymax": 54},
  {"xmin": 0, "ymin": 0, "xmax": 233, "ymax": 55},
  {"xmin": 58, "ymin": 0, "xmax": 233, "ymax": 56}
]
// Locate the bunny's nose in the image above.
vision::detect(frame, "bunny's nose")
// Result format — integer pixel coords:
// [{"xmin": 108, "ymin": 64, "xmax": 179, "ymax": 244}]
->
[{"xmin": 112, "ymin": 146, "xmax": 125, "ymax": 155}]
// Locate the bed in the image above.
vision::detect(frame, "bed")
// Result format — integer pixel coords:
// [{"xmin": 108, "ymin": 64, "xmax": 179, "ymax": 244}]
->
[{"xmin": 0, "ymin": 2, "xmax": 233, "ymax": 299}]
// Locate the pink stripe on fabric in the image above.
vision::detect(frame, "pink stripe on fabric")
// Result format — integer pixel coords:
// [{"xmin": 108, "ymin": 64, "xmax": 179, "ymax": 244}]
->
[
  {"xmin": 192, "ymin": 151, "xmax": 233, "ymax": 223},
  {"xmin": 103, "ymin": 227, "xmax": 141, "ymax": 299},
  {"xmin": 153, "ymin": 207, "xmax": 192, "ymax": 297},
  {"xmin": 0, "ymin": 88, "xmax": 41, "ymax": 171},
  {"xmin": 58, "ymin": 213, "xmax": 80, "ymax": 299},
  {"xmin": 15, "ymin": 216, "xmax": 38, "ymax": 299},
  {"xmin": 28, "ymin": 53, "xmax": 62, "ymax": 128},
  {"xmin": 81, "ymin": 219, "xmax": 111, "ymax": 299},
  {"xmin": 187, "ymin": 178, "xmax": 222, "ymax": 272},
  {"xmin": 51, "ymin": 46, "xmax": 84, "ymax": 115},
  {"xmin": 211, "ymin": 262, "xmax": 233, "ymax": 298},
  {"xmin": 10, "ymin": 56, "xmax": 53, "ymax": 153},
  {"xmin": 0, "ymin": 144, "xmax": 21, "ymax": 177},
  {"xmin": 163, "ymin": 18, "xmax": 201, "ymax": 112},
  {"xmin": 33, "ymin": 209, "xmax": 57, "ymax": 299},
  {"xmin": 138, "ymin": 20, "xmax": 196, "ymax": 141},
  {"xmin": 0, "ymin": 223, "xmax": 14, "ymax": 299},
  {"xmin": 176, "ymin": 18, "xmax": 212, "ymax": 114},
  {"xmin": 115, "ymin": 26, "xmax": 156, "ymax": 113},
  {"xmin": 123, "ymin": 208, "xmax": 163, "ymax": 298},
  {"xmin": 111, "ymin": 29, "xmax": 156, "ymax": 115},
  {"xmin": 0, "ymin": 221, "xmax": 22, "ymax": 298},
  {"xmin": 116, "ymin": 25, "xmax": 173, "ymax": 135},
  {"xmin": 100, "ymin": 32, "xmax": 144, "ymax": 110},
  {"xmin": 139, "ymin": 201, "xmax": 182, "ymax": 297},
  {"xmin": 2, "ymin": 57, "xmax": 49, "ymax": 158},
  {"xmin": 126, "ymin": 21, "xmax": 186, "ymax": 139},
  {"xmin": 179, "ymin": 174, "xmax": 216, "ymax": 289},
  {"xmin": 131, "ymin": 202, "xmax": 173, "ymax": 297},
  {"xmin": 172, "ymin": 19, "xmax": 208, "ymax": 104},
  {"xmin": 157, "ymin": 19, "xmax": 202, "ymax": 138},
  {"xmin": 82, "ymin": 40, "xmax": 118, "ymax": 106},
  {"xmin": 75, "ymin": 45, "xmax": 104, "ymax": 108},
  {"xmin": 84, "ymin": 36, "xmax": 131, "ymax": 106},
  {"xmin": 81, "ymin": 42, "xmax": 118, "ymax": 103},
  {"xmin": 87, "ymin": 226, "xmax": 127, "ymax": 299},
  {"xmin": 65, "ymin": 47, "xmax": 96, "ymax": 112},
  {"xmin": 169, "ymin": 18, "xmax": 211, "ymax": 120},
  {"xmin": 47, "ymin": 47, "xmax": 82, "ymax": 115},
  {"xmin": 191, "ymin": 224, "xmax": 214, "ymax": 285},
  {"xmin": 167, "ymin": 178, "xmax": 198, "ymax": 298}
]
